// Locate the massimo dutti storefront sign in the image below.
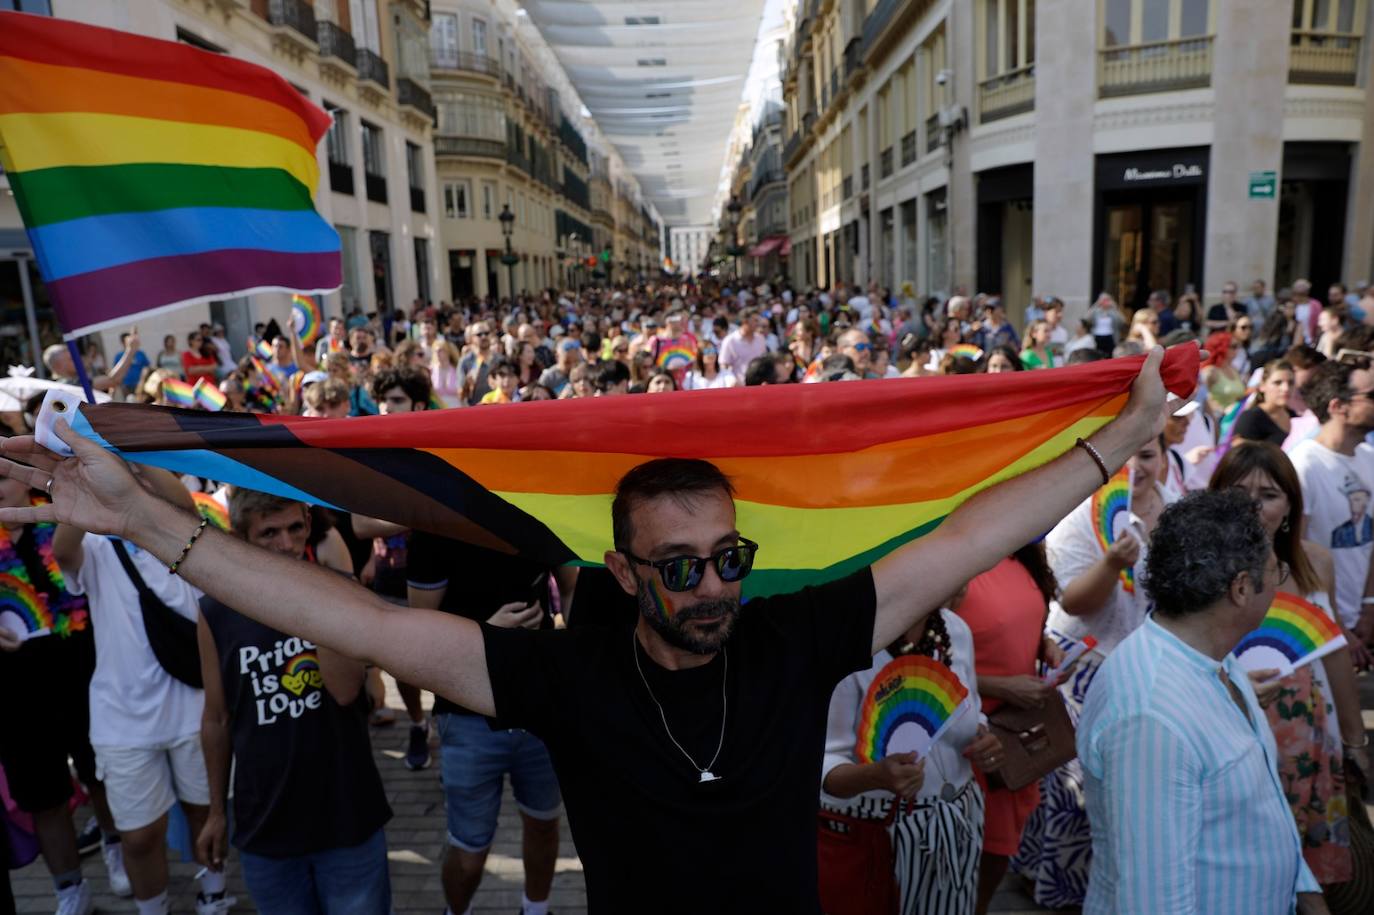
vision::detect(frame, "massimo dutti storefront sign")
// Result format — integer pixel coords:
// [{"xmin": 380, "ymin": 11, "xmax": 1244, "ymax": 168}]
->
[{"xmin": 1097, "ymin": 147, "xmax": 1210, "ymax": 191}]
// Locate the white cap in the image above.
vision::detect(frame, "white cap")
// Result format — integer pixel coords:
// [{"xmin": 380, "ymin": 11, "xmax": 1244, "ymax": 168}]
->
[{"xmin": 1166, "ymin": 393, "xmax": 1200, "ymax": 417}]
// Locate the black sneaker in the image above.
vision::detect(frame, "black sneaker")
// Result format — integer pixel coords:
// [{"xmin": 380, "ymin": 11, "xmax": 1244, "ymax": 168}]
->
[
  {"xmin": 404, "ymin": 722, "xmax": 431, "ymax": 770},
  {"xmin": 75, "ymin": 816, "xmax": 101, "ymax": 856}
]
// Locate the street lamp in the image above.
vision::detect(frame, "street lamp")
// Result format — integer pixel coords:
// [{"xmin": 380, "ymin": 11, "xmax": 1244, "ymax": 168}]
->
[
  {"xmin": 725, "ymin": 196, "xmax": 745, "ymax": 279},
  {"xmin": 499, "ymin": 203, "xmax": 518, "ymax": 300}
]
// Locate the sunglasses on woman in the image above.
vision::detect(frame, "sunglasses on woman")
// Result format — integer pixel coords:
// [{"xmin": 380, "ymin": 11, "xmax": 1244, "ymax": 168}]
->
[{"xmin": 620, "ymin": 538, "xmax": 760, "ymax": 592}]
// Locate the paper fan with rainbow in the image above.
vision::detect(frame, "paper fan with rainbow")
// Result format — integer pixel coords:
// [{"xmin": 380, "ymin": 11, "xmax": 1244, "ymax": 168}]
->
[
  {"xmin": 192, "ymin": 491, "xmax": 231, "ymax": 532},
  {"xmin": 292, "ymin": 295, "xmax": 323, "ymax": 347},
  {"xmin": 948, "ymin": 343, "xmax": 983, "ymax": 361},
  {"xmin": 656, "ymin": 344, "xmax": 697, "ymax": 374},
  {"xmin": 1234, "ymin": 592, "xmax": 1346, "ymax": 678},
  {"xmin": 0, "ymin": 571, "xmax": 53, "ymax": 639},
  {"xmin": 854, "ymin": 653, "xmax": 970, "ymax": 763},
  {"xmin": 1090, "ymin": 464, "xmax": 1135, "ymax": 593}
]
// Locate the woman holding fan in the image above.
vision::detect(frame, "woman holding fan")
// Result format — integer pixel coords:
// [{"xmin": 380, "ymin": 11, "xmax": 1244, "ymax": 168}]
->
[
  {"xmin": 1011, "ymin": 436, "xmax": 1176, "ymax": 908},
  {"xmin": 820, "ymin": 585, "xmax": 1003, "ymax": 915},
  {"xmin": 1209, "ymin": 442, "xmax": 1367, "ymax": 905}
]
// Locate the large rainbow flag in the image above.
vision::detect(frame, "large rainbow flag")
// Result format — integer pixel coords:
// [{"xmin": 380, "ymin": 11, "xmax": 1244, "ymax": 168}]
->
[
  {"xmin": 53, "ymin": 349, "xmax": 1198, "ymax": 597},
  {"xmin": 0, "ymin": 12, "xmax": 340, "ymax": 337}
]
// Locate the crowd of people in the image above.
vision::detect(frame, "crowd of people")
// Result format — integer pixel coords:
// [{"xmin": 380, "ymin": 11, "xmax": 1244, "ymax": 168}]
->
[{"xmin": 1, "ymin": 272, "xmax": 1372, "ymax": 915}]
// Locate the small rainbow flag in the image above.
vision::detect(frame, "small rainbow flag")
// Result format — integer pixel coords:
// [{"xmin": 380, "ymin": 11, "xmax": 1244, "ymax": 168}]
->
[
  {"xmin": 292, "ymin": 294, "xmax": 322, "ymax": 347},
  {"xmin": 160, "ymin": 377, "xmax": 196, "ymax": 408},
  {"xmin": 253, "ymin": 339, "xmax": 275, "ymax": 361},
  {"xmin": 949, "ymin": 343, "xmax": 983, "ymax": 361},
  {"xmin": 193, "ymin": 377, "xmax": 227, "ymax": 412},
  {"xmin": 250, "ymin": 356, "xmax": 280, "ymax": 394},
  {"xmin": 191, "ymin": 491, "xmax": 230, "ymax": 532},
  {"xmin": 0, "ymin": 13, "xmax": 340, "ymax": 338},
  {"xmin": 854, "ymin": 653, "xmax": 970, "ymax": 763},
  {"xmin": 1090, "ymin": 465, "xmax": 1135, "ymax": 593},
  {"xmin": 1234, "ymin": 592, "xmax": 1346, "ymax": 679}
]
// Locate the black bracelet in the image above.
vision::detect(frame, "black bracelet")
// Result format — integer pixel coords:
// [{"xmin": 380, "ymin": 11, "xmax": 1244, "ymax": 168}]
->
[
  {"xmin": 169, "ymin": 517, "xmax": 209, "ymax": 576},
  {"xmin": 1075, "ymin": 438, "xmax": 1111, "ymax": 486}
]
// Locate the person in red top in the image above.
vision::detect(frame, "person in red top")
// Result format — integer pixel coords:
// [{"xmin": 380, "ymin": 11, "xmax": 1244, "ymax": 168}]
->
[
  {"xmin": 180, "ymin": 331, "xmax": 219, "ymax": 384},
  {"xmin": 955, "ymin": 544, "xmax": 1064, "ymax": 915}
]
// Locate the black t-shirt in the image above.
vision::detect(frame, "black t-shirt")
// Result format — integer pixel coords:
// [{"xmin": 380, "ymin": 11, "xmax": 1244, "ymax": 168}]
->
[
  {"xmin": 406, "ymin": 530, "xmax": 552, "ymax": 716},
  {"xmin": 201, "ymin": 597, "xmax": 390, "ymax": 857},
  {"xmin": 1233, "ymin": 406, "xmax": 1291, "ymax": 446},
  {"xmin": 482, "ymin": 567, "xmax": 878, "ymax": 913},
  {"xmin": 565, "ymin": 566, "xmax": 638, "ymax": 629}
]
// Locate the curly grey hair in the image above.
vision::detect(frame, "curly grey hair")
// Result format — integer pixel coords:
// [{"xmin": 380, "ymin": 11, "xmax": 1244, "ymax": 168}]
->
[{"xmin": 1144, "ymin": 490, "xmax": 1271, "ymax": 618}]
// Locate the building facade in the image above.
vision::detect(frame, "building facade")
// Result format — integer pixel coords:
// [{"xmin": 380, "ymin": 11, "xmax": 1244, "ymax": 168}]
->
[
  {"xmin": 780, "ymin": 0, "xmax": 1374, "ymax": 323},
  {"xmin": 0, "ymin": 0, "xmax": 443, "ymax": 363},
  {"xmin": 669, "ymin": 226, "xmax": 712, "ymax": 277}
]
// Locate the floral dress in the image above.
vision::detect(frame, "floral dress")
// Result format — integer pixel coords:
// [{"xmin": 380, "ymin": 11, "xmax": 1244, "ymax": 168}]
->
[{"xmin": 1266, "ymin": 591, "xmax": 1349, "ymax": 884}]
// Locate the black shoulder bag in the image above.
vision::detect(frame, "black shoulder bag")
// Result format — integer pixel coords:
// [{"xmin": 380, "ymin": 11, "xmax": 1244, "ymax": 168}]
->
[{"xmin": 109, "ymin": 539, "xmax": 204, "ymax": 689}]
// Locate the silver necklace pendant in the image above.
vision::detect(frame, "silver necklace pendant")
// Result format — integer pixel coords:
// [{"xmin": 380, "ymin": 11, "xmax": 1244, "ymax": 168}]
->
[
  {"xmin": 699, "ymin": 771, "xmax": 720, "ymax": 784},
  {"xmin": 940, "ymin": 783, "xmax": 957, "ymax": 802}
]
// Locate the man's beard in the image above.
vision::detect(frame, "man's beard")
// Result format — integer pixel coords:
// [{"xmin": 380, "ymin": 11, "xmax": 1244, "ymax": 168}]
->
[{"xmin": 636, "ymin": 579, "xmax": 740, "ymax": 655}]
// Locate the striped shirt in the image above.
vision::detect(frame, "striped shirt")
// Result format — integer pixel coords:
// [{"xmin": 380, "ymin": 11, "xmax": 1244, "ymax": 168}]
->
[{"xmin": 1078, "ymin": 617, "xmax": 1318, "ymax": 914}]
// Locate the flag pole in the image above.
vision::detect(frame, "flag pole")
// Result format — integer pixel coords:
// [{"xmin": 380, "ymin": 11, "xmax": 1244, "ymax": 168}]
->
[{"xmin": 65, "ymin": 339, "xmax": 96, "ymax": 403}]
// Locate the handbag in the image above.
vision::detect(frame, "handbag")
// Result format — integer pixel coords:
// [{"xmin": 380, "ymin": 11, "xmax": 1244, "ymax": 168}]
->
[
  {"xmin": 1324, "ymin": 756, "xmax": 1374, "ymax": 915},
  {"xmin": 984, "ymin": 692, "xmax": 1077, "ymax": 792},
  {"xmin": 816, "ymin": 802, "xmax": 898, "ymax": 915},
  {"xmin": 110, "ymin": 539, "xmax": 203, "ymax": 689}
]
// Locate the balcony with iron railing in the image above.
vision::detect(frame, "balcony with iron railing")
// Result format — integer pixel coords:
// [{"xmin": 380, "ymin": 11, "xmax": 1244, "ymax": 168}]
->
[
  {"xmin": 784, "ymin": 130, "xmax": 802, "ymax": 163},
  {"xmin": 328, "ymin": 159, "xmax": 354, "ymax": 195},
  {"xmin": 316, "ymin": 20, "xmax": 355, "ymax": 69},
  {"xmin": 861, "ymin": 163, "xmax": 870, "ymax": 189},
  {"xmin": 925, "ymin": 113, "xmax": 942, "ymax": 152},
  {"xmin": 1289, "ymin": 30, "xmax": 1362, "ymax": 85},
  {"xmin": 364, "ymin": 171, "xmax": 387, "ymax": 204},
  {"xmin": 879, "ymin": 147, "xmax": 893, "ymax": 179},
  {"xmin": 268, "ymin": 0, "xmax": 316, "ymax": 43},
  {"xmin": 1098, "ymin": 35, "xmax": 1212, "ymax": 98},
  {"xmin": 842, "ymin": 175, "xmax": 853, "ymax": 199},
  {"xmin": 750, "ymin": 169, "xmax": 784, "ymax": 200},
  {"xmin": 978, "ymin": 64, "xmax": 1035, "ymax": 122},
  {"xmin": 409, "ymin": 185, "xmax": 425, "ymax": 214},
  {"xmin": 356, "ymin": 48, "xmax": 390, "ymax": 89},
  {"xmin": 900, "ymin": 131, "xmax": 916, "ymax": 167},
  {"xmin": 434, "ymin": 135, "xmax": 505, "ymax": 160},
  {"xmin": 397, "ymin": 78, "xmax": 436, "ymax": 120},
  {"xmin": 844, "ymin": 37, "xmax": 862, "ymax": 78},
  {"xmin": 429, "ymin": 48, "xmax": 502, "ymax": 79}
]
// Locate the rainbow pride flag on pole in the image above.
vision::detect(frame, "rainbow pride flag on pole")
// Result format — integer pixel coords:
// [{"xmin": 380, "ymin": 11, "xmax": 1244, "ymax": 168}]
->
[
  {"xmin": 0, "ymin": 13, "xmax": 340, "ymax": 338},
  {"xmin": 48, "ymin": 349, "xmax": 1198, "ymax": 598}
]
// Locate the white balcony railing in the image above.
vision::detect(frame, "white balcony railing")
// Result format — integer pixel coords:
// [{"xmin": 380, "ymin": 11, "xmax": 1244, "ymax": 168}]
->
[
  {"xmin": 1099, "ymin": 35, "xmax": 1213, "ymax": 98},
  {"xmin": 1289, "ymin": 30, "xmax": 1361, "ymax": 85},
  {"xmin": 978, "ymin": 64, "xmax": 1035, "ymax": 122}
]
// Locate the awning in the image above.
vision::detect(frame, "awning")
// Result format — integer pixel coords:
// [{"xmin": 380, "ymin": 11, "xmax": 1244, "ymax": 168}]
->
[
  {"xmin": 779, "ymin": 237, "xmax": 793, "ymax": 257},
  {"xmin": 747, "ymin": 236, "xmax": 785, "ymax": 258}
]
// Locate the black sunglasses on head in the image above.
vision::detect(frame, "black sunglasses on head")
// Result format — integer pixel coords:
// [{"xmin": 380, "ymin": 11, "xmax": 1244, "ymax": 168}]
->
[{"xmin": 621, "ymin": 538, "xmax": 759, "ymax": 592}]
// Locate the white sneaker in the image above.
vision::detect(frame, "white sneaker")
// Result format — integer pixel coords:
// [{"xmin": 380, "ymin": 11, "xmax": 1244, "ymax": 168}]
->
[
  {"xmin": 196, "ymin": 891, "xmax": 238, "ymax": 915},
  {"xmin": 102, "ymin": 839, "xmax": 133, "ymax": 897},
  {"xmin": 54, "ymin": 880, "xmax": 93, "ymax": 915}
]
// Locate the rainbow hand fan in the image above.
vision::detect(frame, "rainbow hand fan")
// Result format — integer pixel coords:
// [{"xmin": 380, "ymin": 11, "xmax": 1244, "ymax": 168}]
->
[
  {"xmin": 192, "ymin": 491, "xmax": 231, "ymax": 532},
  {"xmin": 1233, "ymin": 592, "xmax": 1346, "ymax": 679},
  {"xmin": 854, "ymin": 653, "xmax": 970, "ymax": 763},
  {"xmin": 0, "ymin": 571, "xmax": 53, "ymax": 639},
  {"xmin": 292, "ymin": 295, "xmax": 323, "ymax": 346},
  {"xmin": 1090, "ymin": 465, "xmax": 1135, "ymax": 594},
  {"xmin": 948, "ymin": 343, "xmax": 983, "ymax": 361}
]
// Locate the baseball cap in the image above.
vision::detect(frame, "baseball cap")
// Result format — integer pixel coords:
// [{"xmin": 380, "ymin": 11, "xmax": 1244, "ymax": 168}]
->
[
  {"xmin": 300, "ymin": 370, "xmax": 329, "ymax": 386},
  {"xmin": 1166, "ymin": 393, "xmax": 1200, "ymax": 418}
]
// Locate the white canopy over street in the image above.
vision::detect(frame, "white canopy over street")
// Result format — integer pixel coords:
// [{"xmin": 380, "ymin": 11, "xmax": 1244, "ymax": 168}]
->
[{"xmin": 523, "ymin": 0, "xmax": 769, "ymax": 227}]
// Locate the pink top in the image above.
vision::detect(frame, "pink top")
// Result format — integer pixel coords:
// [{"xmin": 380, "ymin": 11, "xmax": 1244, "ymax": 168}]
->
[{"xmin": 956, "ymin": 556, "xmax": 1044, "ymax": 713}]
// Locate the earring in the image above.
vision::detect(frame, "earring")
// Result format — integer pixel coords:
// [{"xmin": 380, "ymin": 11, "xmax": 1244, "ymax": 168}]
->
[{"xmin": 1281, "ymin": 518, "xmax": 1291, "ymax": 533}]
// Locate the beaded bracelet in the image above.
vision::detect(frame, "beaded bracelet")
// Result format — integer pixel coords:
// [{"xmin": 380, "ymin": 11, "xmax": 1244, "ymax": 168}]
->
[
  {"xmin": 1074, "ymin": 437, "xmax": 1111, "ymax": 486},
  {"xmin": 169, "ymin": 517, "xmax": 209, "ymax": 576}
]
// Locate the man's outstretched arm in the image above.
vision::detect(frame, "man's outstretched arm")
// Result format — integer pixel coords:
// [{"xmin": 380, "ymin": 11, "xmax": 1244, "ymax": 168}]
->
[
  {"xmin": 869, "ymin": 347, "xmax": 1168, "ymax": 652},
  {"xmin": 0, "ymin": 427, "xmax": 496, "ymax": 716}
]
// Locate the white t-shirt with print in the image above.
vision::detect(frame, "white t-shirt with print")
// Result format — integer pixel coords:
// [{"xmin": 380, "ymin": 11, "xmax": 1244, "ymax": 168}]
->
[
  {"xmin": 69, "ymin": 534, "xmax": 205, "ymax": 747},
  {"xmin": 1289, "ymin": 439, "xmax": 1374, "ymax": 628}
]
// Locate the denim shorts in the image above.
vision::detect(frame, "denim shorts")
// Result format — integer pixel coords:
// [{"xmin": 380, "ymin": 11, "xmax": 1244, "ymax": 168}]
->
[
  {"xmin": 436, "ymin": 712, "xmax": 562, "ymax": 852},
  {"xmin": 238, "ymin": 827, "xmax": 390, "ymax": 915}
]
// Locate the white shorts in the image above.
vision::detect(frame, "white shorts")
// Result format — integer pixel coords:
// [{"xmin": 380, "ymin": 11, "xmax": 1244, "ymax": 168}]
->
[{"xmin": 94, "ymin": 735, "xmax": 210, "ymax": 832}]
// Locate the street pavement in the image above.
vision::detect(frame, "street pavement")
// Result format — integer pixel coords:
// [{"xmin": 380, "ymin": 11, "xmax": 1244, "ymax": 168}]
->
[{"xmin": 16, "ymin": 671, "xmax": 1374, "ymax": 913}]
